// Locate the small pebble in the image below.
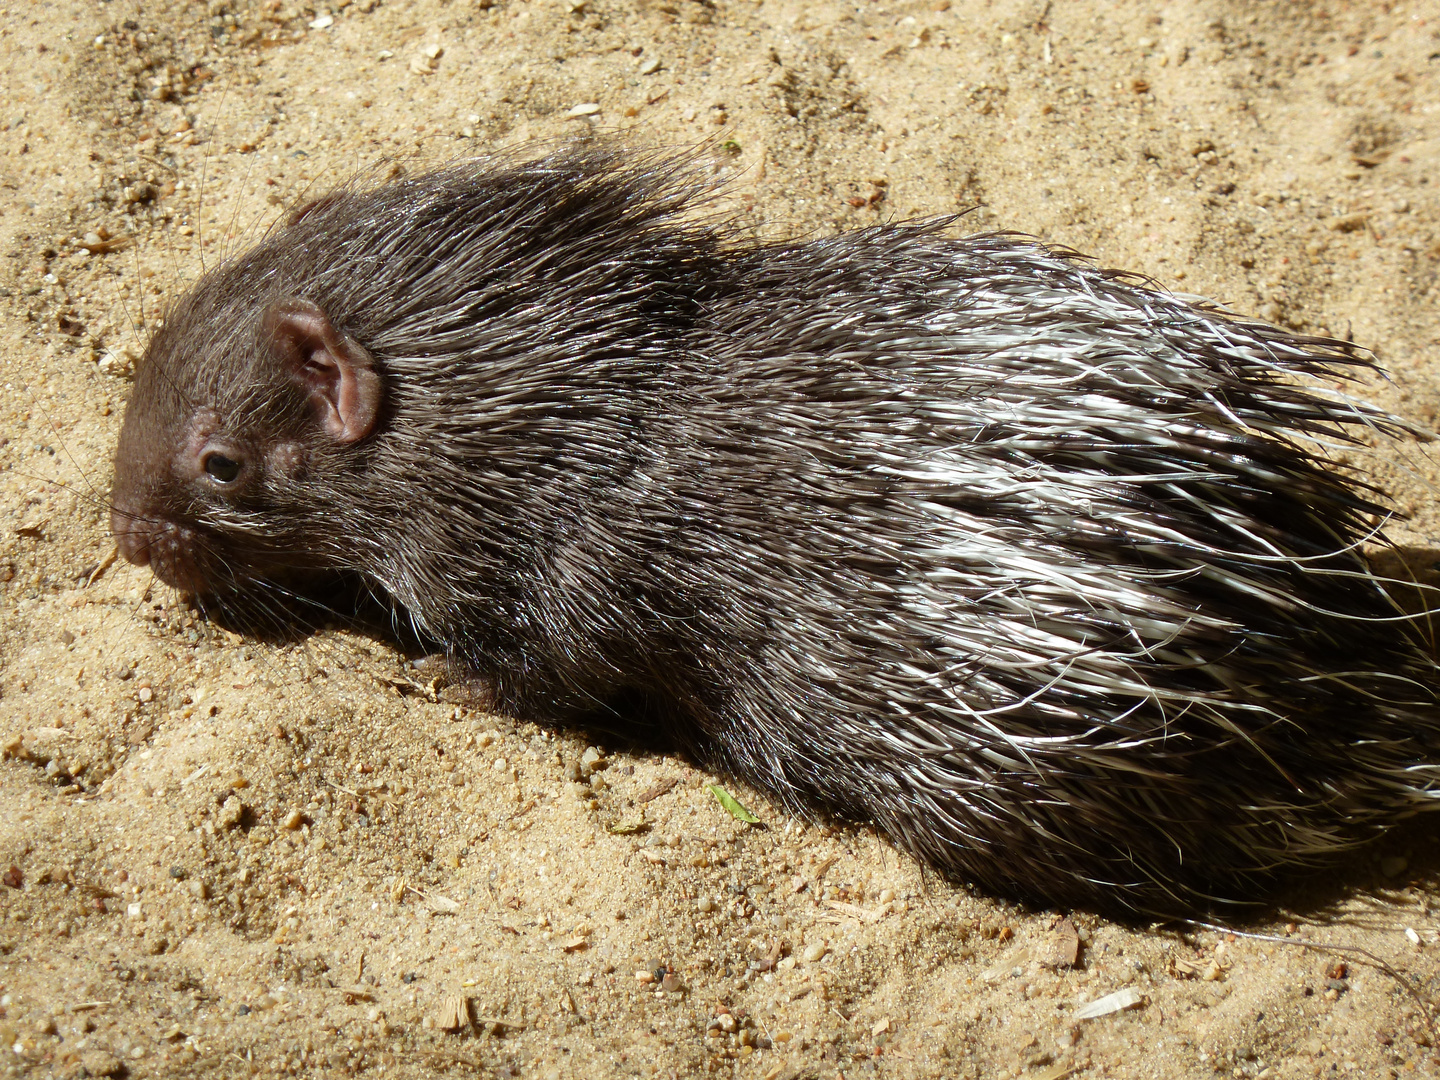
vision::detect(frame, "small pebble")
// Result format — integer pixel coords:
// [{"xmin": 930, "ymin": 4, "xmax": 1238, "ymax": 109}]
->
[
  {"xmin": 1326, "ymin": 213, "xmax": 1368, "ymax": 233},
  {"xmin": 801, "ymin": 942, "xmax": 827, "ymax": 963},
  {"xmin": 566, "ymin": 102, "xmax": 601, "ymax": 118},
  {"xmin": 638, "ymin": 57, "xmax": 661, "ymax": 75},
  {"xmin": 78, "ymin": 1051, "xmax": 122, "ymax": 1076},
  {"xmin": 409, "ymin": 47, "xmax": 442, "ymax": 75},
  {"xmin": 219, "ymin": 796, "xmax": 246, "ymax": 830}
]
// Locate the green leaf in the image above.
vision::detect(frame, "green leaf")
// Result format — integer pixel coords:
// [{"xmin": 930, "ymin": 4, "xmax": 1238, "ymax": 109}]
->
[{"xmin": 708, "ymin": 785, "xmax": 761, "ymax": 824}]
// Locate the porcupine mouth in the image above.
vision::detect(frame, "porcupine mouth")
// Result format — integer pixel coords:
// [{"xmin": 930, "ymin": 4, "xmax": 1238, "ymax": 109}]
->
[
  {"xmin": 109, "ymin": 505, "xmax": 378, "ymax": 641},
  {"xmin": 111, "ymin": 508, "xmax": 215, "ymax": 595}
]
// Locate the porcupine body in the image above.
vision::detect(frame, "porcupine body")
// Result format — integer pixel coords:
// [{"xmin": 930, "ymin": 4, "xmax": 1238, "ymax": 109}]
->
[{"xmin": 111, "ymin": 149, "xmax": 1440, "ymax": 915}]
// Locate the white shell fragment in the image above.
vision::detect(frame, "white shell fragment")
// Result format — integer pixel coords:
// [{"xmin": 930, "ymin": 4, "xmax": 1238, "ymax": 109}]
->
[{"xmin": 1074, "ymin": 987, "xmax": 1144, "ymax": 1020}]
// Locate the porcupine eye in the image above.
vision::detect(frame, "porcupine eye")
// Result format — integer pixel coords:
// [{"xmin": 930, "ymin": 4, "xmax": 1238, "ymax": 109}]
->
[{"xmin": 203, "ymin": 452, "xmax": 242, "ymax": 483}]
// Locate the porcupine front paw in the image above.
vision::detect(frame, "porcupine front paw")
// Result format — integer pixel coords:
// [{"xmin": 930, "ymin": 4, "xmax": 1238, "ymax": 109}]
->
[{"xmin": 411, "ymin": 654, "xmax": 502, "ymax": 712}]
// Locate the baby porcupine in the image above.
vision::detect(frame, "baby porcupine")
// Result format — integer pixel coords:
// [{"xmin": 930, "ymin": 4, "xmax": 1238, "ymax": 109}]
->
[{"xmin": 111, "ymin": 146, "xmax": 1440, "ymax": 916}]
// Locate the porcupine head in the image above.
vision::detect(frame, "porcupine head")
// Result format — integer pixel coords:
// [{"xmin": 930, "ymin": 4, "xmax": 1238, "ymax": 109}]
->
[
  {"xmin": 109, "ymin": 153, "xmax": 718, "ymax": 656},
  {"xmin": 110, "ymin": 279, "xmax": 381, "ymax": 599}
]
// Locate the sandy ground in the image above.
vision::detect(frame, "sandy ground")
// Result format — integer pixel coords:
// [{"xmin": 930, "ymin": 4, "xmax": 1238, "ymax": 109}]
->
[{"xmin": 2, "ymin": 0, "xmax": 1440, "ymax": 1077}]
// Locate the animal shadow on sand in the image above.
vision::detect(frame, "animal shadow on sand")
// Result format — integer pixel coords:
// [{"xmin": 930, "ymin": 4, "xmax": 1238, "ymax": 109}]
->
[{"xmin": 190, "ymin": 542, "xmax": 1440, "ymax": 926}]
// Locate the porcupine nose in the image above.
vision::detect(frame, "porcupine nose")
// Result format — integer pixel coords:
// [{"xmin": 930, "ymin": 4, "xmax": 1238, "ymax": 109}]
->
[
  {"xmin": 111, "ymin": 505, "xmax": 153, "ymax": 568},
  {"xmin": 110, "ymin": 502, "xmax": 213, "ymax": 593}
]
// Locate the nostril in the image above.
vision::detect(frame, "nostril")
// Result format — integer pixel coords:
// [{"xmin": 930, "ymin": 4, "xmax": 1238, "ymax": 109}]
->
[
  {"xmin": 111, "ymin": 508, "xmax": 152, "ymax": 566},
  {"xmin": 107, "ymin": 511, "xmax": 207, "ymax": 592}
]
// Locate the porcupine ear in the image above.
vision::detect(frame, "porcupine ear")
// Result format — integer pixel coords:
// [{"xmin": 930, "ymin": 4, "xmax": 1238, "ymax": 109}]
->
[{"xmin": 264, "ymin": 299, "xmax": 381, "ymax": 444}]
